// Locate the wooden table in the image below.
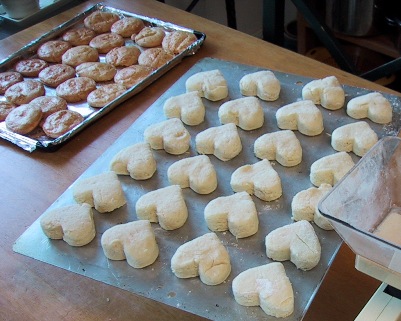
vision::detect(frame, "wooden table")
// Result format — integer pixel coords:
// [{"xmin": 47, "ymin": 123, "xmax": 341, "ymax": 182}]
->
[{"xmin": 1, "ymin": 1, "xmax": 397, "ymax": 320}]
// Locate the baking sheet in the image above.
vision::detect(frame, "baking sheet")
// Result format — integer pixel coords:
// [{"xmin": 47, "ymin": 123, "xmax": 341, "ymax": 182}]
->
[
  {"xmin": 13, "ymin": 58, "xmax": 401, "ymax": 321},
  {"xmin": 0, "ymin": 2, "xmax": 205, "ymax": 152}
]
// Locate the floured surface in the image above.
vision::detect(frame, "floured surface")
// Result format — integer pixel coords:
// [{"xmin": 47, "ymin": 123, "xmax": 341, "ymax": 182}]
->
[{"xmin": 13, "ymin": 58, "xmax": 401, "ymax": 321}]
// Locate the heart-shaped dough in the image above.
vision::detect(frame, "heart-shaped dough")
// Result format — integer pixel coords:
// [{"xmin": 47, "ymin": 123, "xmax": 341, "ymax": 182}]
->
[
  {"xmin": 110, "ymin": 142, "xmax": 156, "ymax": 180},
  {"xmin": 72, "ymin": 171, "xmax": 126, "ymax": 213},
  {"xmin": 196, "ymin": 123, "xmax": 242, "ymax": 161},
  {"xmin": 171, "ymin": 232, "xmax": 231, "ymax": 285},
  {"xmin": 144, "ymin": 118, "xmax": 190, "ymax": 155},
  {"xmin": 230, "ymin": 159, "xmax": 282, "ymax": 201},
  {"xmin": 163, "ymin": 91, "xmax": 205, "ymax": 126},
  {"xmin": 331, "ymin": 121, "xmax": 378, "ymax": 156},
  {"xmin": 185, "ymin": 69, "xmax": 228, "ymax": 101},
  {"xmin": 101, "ymin": 220, "xmax": 159, "ymax": 268},
  {"xmin": 232, "ymin": 262, "xmax": 294, "ymax": 318},
  {"xmin": 40, "ymin": 203, "xmax": 95, "ymax": 246},
  {"xmin": 254, "ymin": 130, "xmax": 302, "ymax": 166},
  {"xmin": 276, "ymin": 100, "xmax": 323, "ymax": 136},
  {"xmin": 265, "ymin": 220, "xmax": 321, "ymax": 270},
  {"xmin": 204, "ymin": 191, "xmax": 258, "ymax": 238},
  {"xmin": 167, "ymin": 155, "xmax": 218, "ymax": 194},
  {"xmin": 239, "ymin": 70, "xmax": 281, "ymax": 101},
  {"xmin": 218, "ymin": 96, "xmax": 264, "ymax": 130},
  {"xmin": 135, "ymin": 185, "xmax": 188, "ymax": 230},
  {"xmin": 346, "ymin": 92, "xmax": 392, "ymax": 124}
]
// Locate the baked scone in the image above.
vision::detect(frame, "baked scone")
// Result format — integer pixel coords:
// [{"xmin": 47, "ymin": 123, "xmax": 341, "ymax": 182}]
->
[
  {"xmin": 163, "ymin": 91, "xmax": 205, "ymax": 126},
  {"xmin": 331, "ymin": 121, "xmax": 378, "ymax": 157},
  {"xmin": 37, "ymin": 40, "xmax": 72, "ymax": 63},
  {"xmin": 171, "ymin": 232, "xmax": 231, "ymax": 285},
  {"xmin": 167, "ymin": 155, "xmax": 218, "ymax": 194},
  {"xmin": 76, "ymin": 62, "xmax": 117, "ymax": 82},
  {"xmin": 218, "ymin": 96, "xmax": 264, "ymax": 130},
  {"xmin": 232, "ymin": 262, "xmax": 294, "ymax": 318},
  {"xmin": 230, "ymin": 159, "xmax": 282, "ymax": 201},
  {"xmin": 38, "ymin": 64, "xmax": 76, "ymax": 88},
  {"xmin": 0, "ymin": 71, "xmax": 23, "ymax": 94},
  {"xmin": 111, "ymin": 16, "xmax": 145, "ymax": 37},
  {"xmin": 5, "ymin": 80, "xmax": 45, "ymax": 105},
  {"xmin": 302, "ymin": 75, "xmax": 345, "ymax": 110},
  {"xmin": 114, "ymin": 65, "xmax": 153, "ymax": 87},
  {"xmin": 62, "ymin": 45, "xmax": 99, "ymax": 67},
  {"xmin": 87, "ymin": 83, "xmax": 127, "ymax": 108},
  {"xmin": 134, "ymin": 26, "xmax": 165, "ymax": 47},
  {"xmin": 138, "ymin": 48, "xmax": 174, "ymax": 69},
  {"xmin": 135, "ymin": 185, "xmax": 188, "ymax": 230},
  {"xmin": 5, "ymin": 104, "xmax": 42, "ymax": 134},
  {"xmin": 162, "ymin": 30, "xmax": 198, "ymax": 54},
  {"xmin": 204, "ymin": 191, "xmax": 258, "ymax": 238},
  {"xmin": 195, "ymin": 123, "xmax": 242, "ymax": 161},
  {"xmin": 62, "ymin": 27, "xmax": 96, "ymax": 46},
  {"xmin": 14, "ymin": 58, "xmax": 48, "ymax": 77},
  {"xmin": 42, "ymin": 110, "xmax": 84, "ymax": 138},
  {"xmin": 346, "ymin": 92, "xmax": 393, "ymax": 124},
  {"xmin": 84, "ymin": 10, "xmax": 120, "ymax": 33},
  {"xmin": 144, "ymin": 118, "xmax": 190, "ymax": 155},
  {"xmin": 291, "ymin": 183, "xmax": 333, "ymax": 230},
  {"xmin": 110, "ymin": 142, "xmax": 156, "ymax": 180},
  {"xmin": 101, "ymin": 220, "xmax": 159, "ymax": 269},
  {"xmin": 254, "ymin": 130, "xmax": 302, "ymax": 167},
  {"xmin": 0, "ymin": 101, "xmax": 17, "ymax": 121},
  {"xmin": 239, "ymin": 70, "xmax": 281, "ymax": 101},
  {"xmin": 29, "ymin": 96, "xmax": 68, "ymax": 121},
  {"xmin": 89, "ymin": 33, "xmax": 125, "ymax": 54},
  {"xmin": 56, "ymin": 77, "xmax": 96, "ymax": 103},
  {"xmin": 276, "ymin": 100, "xmax": 324, "ymax": 136},
  {"xmin": 40, "ymin": 203, "xmax": 95, "ymax": 247},
  {"xmin": 72, "ymin": 171, "xmax": 126, "ymax": 213},
  {"xmin": 106, "ymin": 46, "xmax": 141, "ymax": 67},
  {"xmin": 265, "ymin": 220, "xmax": 321, "ymax": 270},
  {"xmin": 185, "ymin": 69, "xmax": 228, "ymax": 101},
  {"xmin": 310, "ymin": 151, "xmax": 355, "ymax": 187}
]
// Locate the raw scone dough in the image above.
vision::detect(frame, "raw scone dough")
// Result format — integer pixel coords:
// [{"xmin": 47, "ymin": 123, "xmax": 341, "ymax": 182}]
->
[
  {"xmin": 171, "ymin": 232, "xmax": 231, "ymax": 285},
  {"xmin": 302, "ymin": 75, "xmax": 345, "ymax": 110},
  {"xmin": 254, "ymin": 130, "xmax": 302, "ymax": 167},
  {"xmin": 276, "ymin": 100, "xmax": 324, "ymax": 136},
  {"xmin": 167, "ymin": 155, "xmax": 218, "ymax": 194},
  {"xmin": 101, "ymin": 220, "xmax": 159, "ymax": 269},
  {"xmin": 185, "ymin": 69, "xmax": 228, "ymax": 101},
  {"xmin": 346, "ymin": 92, "xmax": 392, "ymax": 124},
  {"xmin": 163, "ymin": 90, "xmax": 205, "ymax": 126},
  {"xmin": 144, "ymin": 118, "xmax": 191, "ymax": 155},
  {"xmin": 195, "ymin": 123, "xmax": 242, "ymax": 161},
  {"xmin": 265, "ymin": 220, "xmax": 321, "ymax": 270},
  {"xmin": 232, "ymin": 262, "xmax": 294, "ymax": 318},
  {"xmin": 310, "ymin": 151, "xmax": 355, "ymax": 187},
  {"xmin": 72, "ymin": 171, "xmax": 126, "ymax": 213},
  {"xmin": 204, "ymin": 191, "xmax": 258, "ymax": 238},
  {"xmin": 291, "ymin": 183, "xmax": 333, "ymax": 230},
  {"xmin": 331, "ymin": 121, "xmax": 378, "ymax": 157},
  {"xmin": 40, "ymin": 203, "xmax": 95, "ymax": 247},
  {"xmin": 230, "ymin": 159, "xmax": 282, "ymax": 201},
  {"xmin": 239, "ymin": 70, "xmax": 281, "ymax": 101},
  {"xmin": 135, "ymin": 185, "xmax": 188, "ymax": 230},
  {"xmin": 218, "ymin": 96, "xmax": 264, "ymax": 130},
  {"xmin": 110, "ymin": 142, "xmax": 156, "ymax": 180}
]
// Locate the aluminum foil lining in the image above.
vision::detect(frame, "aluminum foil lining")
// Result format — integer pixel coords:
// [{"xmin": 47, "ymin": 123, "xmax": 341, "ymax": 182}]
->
[
  {"xmin": 0, "ymin": 3, "xmax": 206, "ymax": 152},
  {"xmin": 13, "ymin": 58, "xmax": 401, "ymax": 321}
]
